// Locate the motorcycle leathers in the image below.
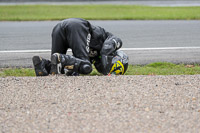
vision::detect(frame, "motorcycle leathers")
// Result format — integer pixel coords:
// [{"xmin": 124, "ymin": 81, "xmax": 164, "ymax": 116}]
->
[{"xmin": 51, "ymin": 18, "xmax": 122, "ymax": 75}]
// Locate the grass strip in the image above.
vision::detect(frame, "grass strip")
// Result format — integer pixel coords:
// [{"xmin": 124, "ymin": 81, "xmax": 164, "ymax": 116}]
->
[
  {"xmin": 0, "ymin": 5, "xmax": 200, "ymax": 21},
  {"xmin": 0, "ymin": 62, "xmax": 200, "ymax": 77},
  {"xmin": 0, "ymin": 68, "xmax": 35, "ymax": 77},
  {"xmin": 125, "ymin": 62, "xmax": 200, "ymax": 75}
]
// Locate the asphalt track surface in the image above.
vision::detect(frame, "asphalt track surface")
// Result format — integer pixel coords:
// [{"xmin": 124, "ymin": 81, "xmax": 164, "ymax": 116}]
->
[{"xmin": 0, "ymin": 20, "xmax": 200, "ymax": 67}]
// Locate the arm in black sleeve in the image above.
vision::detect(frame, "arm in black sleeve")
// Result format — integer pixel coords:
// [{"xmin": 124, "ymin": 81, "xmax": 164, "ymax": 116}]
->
[{"xmin": 100, "ymin": 35, "xmax": 123, "ymax": 75}]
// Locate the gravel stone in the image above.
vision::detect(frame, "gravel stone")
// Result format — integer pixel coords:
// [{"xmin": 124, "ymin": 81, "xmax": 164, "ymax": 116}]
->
[{"xmin": 0, "ymin": 75, "xmax": 200, "ymax": 132}]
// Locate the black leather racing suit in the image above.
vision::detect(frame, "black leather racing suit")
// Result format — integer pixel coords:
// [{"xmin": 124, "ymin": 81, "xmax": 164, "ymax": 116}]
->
[{"xmin": 51, "ymin": 18, "xmax": 122, "ymax": 75}]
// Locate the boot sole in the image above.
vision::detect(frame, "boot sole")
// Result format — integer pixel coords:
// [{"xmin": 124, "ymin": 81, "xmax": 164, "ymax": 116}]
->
[
  {"xmin": 32, "ymin": 56, "xmax": 41, "ymax": 66},
  {"xmin": 50, "ymin": 54, "xmax": 62, "ymax": 75},
  {"xmin": 32, "ymin": 56, "xmax": 48, "ymax": 76}
]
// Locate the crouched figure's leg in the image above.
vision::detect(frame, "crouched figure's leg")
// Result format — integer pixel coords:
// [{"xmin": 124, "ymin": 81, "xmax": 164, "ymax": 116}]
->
[
  {"xmin": 50, "ymin": 53, "xmax": 92, "ymax": 76},
  {"xmin": 32, "ymin": 56, "xmax": 51, "ymax": 76}
]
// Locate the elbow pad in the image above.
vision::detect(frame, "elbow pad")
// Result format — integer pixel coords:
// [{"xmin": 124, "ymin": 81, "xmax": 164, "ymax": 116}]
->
[
  {"xmin": 101, "ymin": 36, "xmax": 122, "ymax": 55},
  {"xmin": 112, "ymin": 37, "xmax": 122, "ymax": 50}
]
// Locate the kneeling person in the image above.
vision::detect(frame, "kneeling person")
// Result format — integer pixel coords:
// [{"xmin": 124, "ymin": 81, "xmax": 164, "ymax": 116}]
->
[{"xmin": 32, "ymin": 18, "xmax": 129, "ymax": 76}]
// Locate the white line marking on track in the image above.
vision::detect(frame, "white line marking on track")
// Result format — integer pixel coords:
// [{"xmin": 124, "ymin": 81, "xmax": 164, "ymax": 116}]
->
[
  {"xmin": 0, "ymin": 49, "xmax": 51, "ymax": 53},
  {"xmin": 122, "ymin": 47, "xmax": 200, "ymax": 51},
  {"xmin": 0, "ymin": 47, "xmax": 200, "ymax": 53}
]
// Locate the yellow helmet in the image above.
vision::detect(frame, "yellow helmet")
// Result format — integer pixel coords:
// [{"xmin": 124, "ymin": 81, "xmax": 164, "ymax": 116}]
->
[{"xmin": 109, "ymin": 51, "xmax": 128, "ymax": 75}]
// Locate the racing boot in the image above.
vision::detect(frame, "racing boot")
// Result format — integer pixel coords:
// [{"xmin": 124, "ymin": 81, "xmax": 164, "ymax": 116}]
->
[
  {"xmin": 50, "ymin": 53, "xmax": 63, "ymax": 75},
  {"xmin": 50, "ymin": 53, "xmax": 92, "ymax": 75},
  {"xmin": 32, "ymin": 56, "xmax": 51, "ymax": 76}
]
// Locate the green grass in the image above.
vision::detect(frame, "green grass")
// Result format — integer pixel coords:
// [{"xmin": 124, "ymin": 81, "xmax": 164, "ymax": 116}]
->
[
  {"xmin": 0, "ymin": 68, "xmax": 35, "ymax": 77},
  {"xmin": 0, "ymin": 62, "xmax": 200, "ymax": 77},
  {"xmin": 125, "ymin": 62, "xmax": 200, "ymax": 75},
  {"xmin": 0, "ymin": 5, "xmax": 200, "ymax": 21}
]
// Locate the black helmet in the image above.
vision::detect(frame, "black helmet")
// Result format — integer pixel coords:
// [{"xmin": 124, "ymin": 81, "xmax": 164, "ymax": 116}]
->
[{"xmin": 110, "ymin": 50, "xmax": 129, "ymax": 75}]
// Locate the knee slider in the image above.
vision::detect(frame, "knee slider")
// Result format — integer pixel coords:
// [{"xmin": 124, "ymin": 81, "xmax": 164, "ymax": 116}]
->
[{"xmin": 79, "ymin": 62, "xmax": 92, "ymax": 74}]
